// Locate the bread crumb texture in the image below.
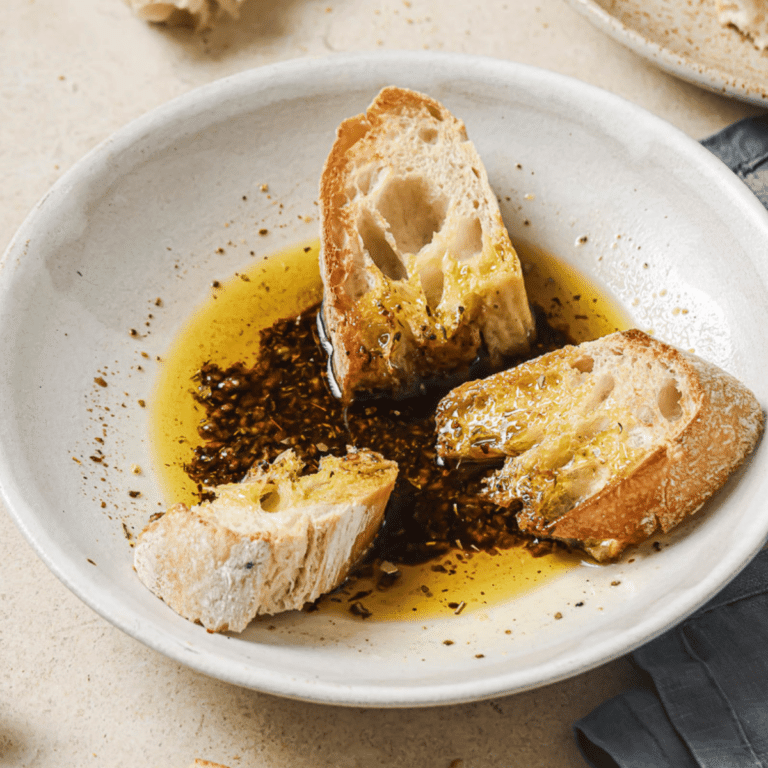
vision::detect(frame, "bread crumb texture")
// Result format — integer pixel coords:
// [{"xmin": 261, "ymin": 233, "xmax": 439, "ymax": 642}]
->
[
  {"xmin": 717, "ymin": 0, "xmax": 768, "ymax": 49},
  {"xmin": 436, "ymin": 330, "xmax": 764, "ymax": 561},
  {"xmin": 124, "ymin": 0, "xmax": 245, "ymax": 29},
  {"xmin": 320, "ymin": 86, "xmax": 534, "ymax": 400},
  {"xmin": 134, "ymin": 448, "xmax": 397, "ymax": 631}
]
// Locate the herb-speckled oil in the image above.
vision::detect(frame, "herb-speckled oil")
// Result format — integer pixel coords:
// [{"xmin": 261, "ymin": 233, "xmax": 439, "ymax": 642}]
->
[{"xmin": 150, "ymin": 239, "xmax": 631, "ymax": 621}]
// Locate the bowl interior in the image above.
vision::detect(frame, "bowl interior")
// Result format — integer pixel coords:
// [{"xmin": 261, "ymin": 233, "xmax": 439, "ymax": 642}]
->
[{"xmin": 2, "ymin": 52, "xmax": 768, "ymax": 706}]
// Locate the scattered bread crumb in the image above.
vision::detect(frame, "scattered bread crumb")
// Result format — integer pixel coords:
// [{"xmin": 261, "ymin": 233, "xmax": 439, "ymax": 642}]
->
[
  {"xmin": 717, "ymin": 0, "xmax": 768, "ymax": 49},
  {"xmin": 124, "ymin": 0, "xmax": 245, "ymax": 30}
]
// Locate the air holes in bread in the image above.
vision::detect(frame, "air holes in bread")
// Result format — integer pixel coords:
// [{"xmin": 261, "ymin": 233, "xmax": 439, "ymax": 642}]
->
[
  {"xmin": 419, "ymin": 261, "xmax": 445, "ymax": 309},
  {"xmin": 376, "ymin": 176, "xmax": 447, "ymax": 256},
  {"xmin": 351, "ymin": 165, "xmax": 376, "ymax": 197},
  {"xmin": 259, "ymin": 490, "xmax": 281, "ymax": 513},
  {"xmin": 453, "ymin": 217, "xmax": 483, "ymax": 261},
  {"xmin": 571, "ymin": 355, "xmax": 594, "ymax": 373},
  {"xmin": 419, "ymin": 126, "xmax": 438, "ymax": 144},
  {"xmin": 425, "ymin": 103, "xmax": 443, "ymax": 121},
  {"xmin": 658, "ymin": 378, "xmax": 683, "ymax": 422},
  {"xmin": 358, "ymin": 211, "xmax": 408, "ymax": 281},
  {"xmin": 593, "ymin": 373, "xmax": 615, "ymax": 404}
]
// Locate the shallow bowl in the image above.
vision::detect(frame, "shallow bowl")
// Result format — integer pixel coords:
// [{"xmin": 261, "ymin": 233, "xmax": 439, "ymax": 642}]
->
[{"xmin": 2, "ymin": 51, "xmax": 768, "ymax": 707}]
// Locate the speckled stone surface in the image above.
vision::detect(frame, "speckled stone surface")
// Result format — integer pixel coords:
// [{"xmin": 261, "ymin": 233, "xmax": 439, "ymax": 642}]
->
[{"xmin": 0, "ymin": 1, "xmax": 759, "ymax": 766}]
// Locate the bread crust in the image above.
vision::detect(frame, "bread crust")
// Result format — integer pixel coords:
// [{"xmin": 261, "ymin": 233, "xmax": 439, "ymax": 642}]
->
[
  {"xmin": 134, "ymin": 449, "xmax": 398, "ymax": 631},
  {"xmin": 319, "ymin": 86, "xmax": 534, "ymax": 401},
  {"xmin": 435, "ymin": 330, "xmax": 764, "ymax": 561}
]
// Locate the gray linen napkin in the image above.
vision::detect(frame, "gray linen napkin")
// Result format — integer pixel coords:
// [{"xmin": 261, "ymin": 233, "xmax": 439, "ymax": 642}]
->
[
  {"xmin": 573, "ymin": 115, "xmax": 768, "ymax": 768},
  {"xmin": 701, "ymin": 115, "xmax": 768, "ymax": 208}
]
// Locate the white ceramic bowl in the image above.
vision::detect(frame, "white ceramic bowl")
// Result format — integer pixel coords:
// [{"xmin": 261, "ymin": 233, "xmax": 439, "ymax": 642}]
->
[{"xmin": 2, "ymin": 51, "xmax": 768, "ymax": 707}]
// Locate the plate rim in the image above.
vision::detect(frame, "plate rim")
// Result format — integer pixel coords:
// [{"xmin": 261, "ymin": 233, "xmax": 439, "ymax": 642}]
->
[{"xmin": 564, "ymin": 0, "xmax": 768, "ymax": 107}]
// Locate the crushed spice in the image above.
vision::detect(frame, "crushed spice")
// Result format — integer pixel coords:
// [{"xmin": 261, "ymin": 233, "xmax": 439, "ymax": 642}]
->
[{"xmin": 184, "ymin": 303, "xmax": 571, "ymax": 565}]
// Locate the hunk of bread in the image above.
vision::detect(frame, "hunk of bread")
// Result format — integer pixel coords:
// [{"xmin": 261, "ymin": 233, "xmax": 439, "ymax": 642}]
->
[
  {"xmin": 435, "ymin": 330, "xmax": 764, "ymax": 561},
  {"xmin": 124, "ymin": 0, "xmax": 244, "ymax": 29},
  {"xmin": 319, "ymin": 86, "xmax": 535, "ymax": 402},
  {"xmin": 134, "ymin": 448, "xmax": 398, "ymax": 632},
  {"xmin": 717, "ymin": 0, "xmax": 768, "ymax": 50}
]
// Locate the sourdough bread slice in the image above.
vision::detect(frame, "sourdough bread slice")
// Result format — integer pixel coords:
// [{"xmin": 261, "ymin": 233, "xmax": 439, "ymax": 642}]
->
[
  {"xmin": 435, "ymin": 330, "xmax": 763, "ymax": 561},
  {"xmin": 319, "ymin": 86, "xmax": 535, "ymax": 402},
  {"xmin": 134, "ymin": 448, "xmax": 397, "ymax": 632}
]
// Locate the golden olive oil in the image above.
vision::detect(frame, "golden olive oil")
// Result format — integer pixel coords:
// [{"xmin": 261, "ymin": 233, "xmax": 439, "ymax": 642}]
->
[
  {"xmin": 151, "ymin": 241, "xmax": 323, "ymax": 505},
  {"xmin": 516, "ymin": 240, "xmax": 631, "ymax": 343},
  {"xmin": 150, "ymin": 239, "xmax": 631, "ymax": 621},
  {"xmin": 318, "ymin": 546, "xmax": 585, "ymax": 621}
]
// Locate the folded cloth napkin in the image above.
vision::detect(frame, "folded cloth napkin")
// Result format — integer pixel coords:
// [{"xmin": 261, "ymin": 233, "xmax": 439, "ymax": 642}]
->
[
  {"xmin": 574, "ymin": 115, "xmax": 768, "ymax": 768},
  {"xmin": 575, "ymin": 549, "xmax": 768, "ymax": 767}
]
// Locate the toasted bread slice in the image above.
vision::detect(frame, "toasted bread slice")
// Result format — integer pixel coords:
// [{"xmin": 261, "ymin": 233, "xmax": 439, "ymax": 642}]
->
[
  {"xmin": 717, "ymin": 0, "xmax": 768, "ymax": 50},
  {"xmin": 319, "ymin": 86, "xmax": 535, "ymax": 402},
  {"xmin": 435, "ymin": 330, "xmax": 764, "ymax": 561},
  {"xmin": 134, "ymin": 448, "xmax": 398, "ymax": 632}
]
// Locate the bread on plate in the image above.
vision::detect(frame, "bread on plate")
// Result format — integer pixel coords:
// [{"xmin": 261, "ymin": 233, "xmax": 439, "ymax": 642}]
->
[
  {"xmin": 435, "ymin": 329, "xmax": 764, "ymax": 561},
  {"xmin": 134, "ymin": 448, "xmax": 398, "ymax": 632},
  {"xmin": 319, "ymin": 86, "xmax": 535, "ymax": 402}
]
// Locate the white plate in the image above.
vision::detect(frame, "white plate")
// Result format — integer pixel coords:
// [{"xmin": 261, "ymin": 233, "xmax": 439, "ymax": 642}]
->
[
  {"xmin": 566, "ymin": 0, "xmax": 768, "ymax": 106},
  {"xmin": 2, "ymin": 51, "xmax": 768, "ymax": 707}
]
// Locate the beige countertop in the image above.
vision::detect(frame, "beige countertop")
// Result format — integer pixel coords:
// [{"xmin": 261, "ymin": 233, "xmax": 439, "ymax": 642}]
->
[{"xmin": 0, "ymin": 1, "xmax": 762, "ymax": 766}]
